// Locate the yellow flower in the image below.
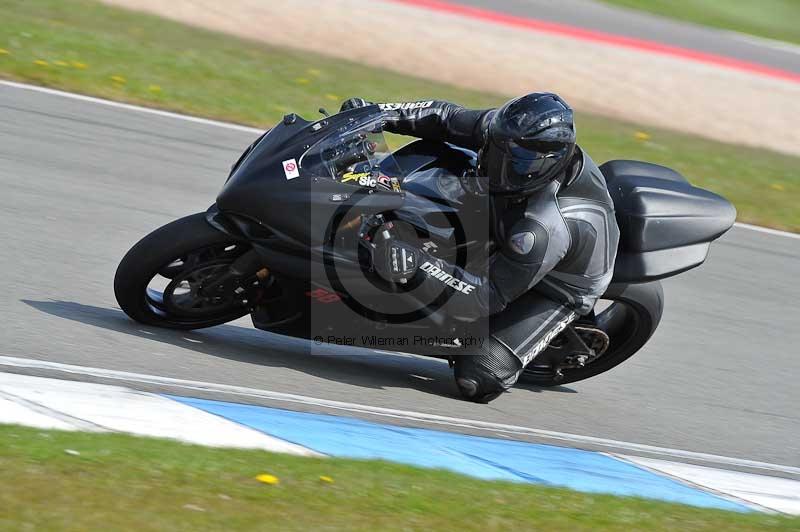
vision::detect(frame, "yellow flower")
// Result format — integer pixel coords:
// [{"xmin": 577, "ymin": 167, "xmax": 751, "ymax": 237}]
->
[
  {"xmin": 148, "ymin": 84, "xmax": 162, "ymax": 93},
  {"xmin": 255, "ymin": 473, "xmax": 279, "ymax": 485},
  {"xmin": 319, "ymin": 475, "xmax": 334, "ymax": 483},
  {"xmin": 294, "ymin": 77, "xmax": 310, "ymax": 85},
  {"xmin": 110, "ymin": 75, "xmax": 127, "ymax": 84},
  {"xmin": 634, "ymin": 131, "xmax": 651, "ymax": 141},
  {"xmin": 325, "ymin": 93, "xmax": 339, "ymax": 101},
  {"xmin": 770, "ymin": 183, "xmax": 785, "ymax": 191},
  {"xmin": 54, "ymin": 60, "xmax": 69, "ymax": 67},
  {"xmin": 34, "ymin": 59, "xmax": 49, "ymax": 67},
  {"xmin": 0, "ymin": 49, "xmax": 10, "ymax": 55},
  {"xmin": 70, "ymin": 61, "xmax": 88, "ymax": 69}
]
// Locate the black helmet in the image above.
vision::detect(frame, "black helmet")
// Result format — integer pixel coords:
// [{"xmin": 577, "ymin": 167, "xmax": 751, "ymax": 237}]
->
[{"xmin": 478, "ymin": 93, "xmax": 578, "ymax": 195}]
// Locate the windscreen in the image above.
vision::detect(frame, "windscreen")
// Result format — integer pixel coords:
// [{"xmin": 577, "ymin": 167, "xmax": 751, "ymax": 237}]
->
[{"xmin": 299, "ymin": 110, "xmax": 404, "ymax": 193}]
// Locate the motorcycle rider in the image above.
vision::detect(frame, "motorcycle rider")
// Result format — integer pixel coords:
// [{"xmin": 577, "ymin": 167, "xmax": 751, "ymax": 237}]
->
[{"xmin": 341, "ymin": 93, "xmax": 620, "ymax": 403}]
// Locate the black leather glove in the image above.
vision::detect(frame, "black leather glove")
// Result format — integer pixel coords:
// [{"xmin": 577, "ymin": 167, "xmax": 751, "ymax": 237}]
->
[
  {"xmin": 367, "ymin": 223, "xmax": 420, "ymax": 284},
  {"xmin": 340, "ymin": 97, "xmax": 370, "ymax": 113}
]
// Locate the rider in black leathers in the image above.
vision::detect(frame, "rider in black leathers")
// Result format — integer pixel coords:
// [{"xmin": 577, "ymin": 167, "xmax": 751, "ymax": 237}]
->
[{"xmin": 343, "ymin": 93, "xmax": 620, "ymax": 402}]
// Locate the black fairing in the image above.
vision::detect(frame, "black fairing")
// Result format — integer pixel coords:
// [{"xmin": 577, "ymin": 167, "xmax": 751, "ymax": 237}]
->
[{"xmin": 216, "ymin": 106, "xmax": 403, "ymax": 247}]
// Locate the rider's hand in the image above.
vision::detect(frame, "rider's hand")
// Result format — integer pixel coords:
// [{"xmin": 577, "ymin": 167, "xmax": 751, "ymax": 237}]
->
[
  {"xmin": 368, "ymin": 224, "xmax": 420, "ymax": 284},
  {"xmin": 340, "ymin": 97, "xmax": 370, "ymax": 113}
]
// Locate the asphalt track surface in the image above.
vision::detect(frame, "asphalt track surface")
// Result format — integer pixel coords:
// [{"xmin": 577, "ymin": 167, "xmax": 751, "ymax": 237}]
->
[
  {"xmin": 448, "ymin": 0, "xmax": 800, "ymax": 74},
  {"xmin": 1, "ymin": 82, "xmax": 798, "ymax": 470}
]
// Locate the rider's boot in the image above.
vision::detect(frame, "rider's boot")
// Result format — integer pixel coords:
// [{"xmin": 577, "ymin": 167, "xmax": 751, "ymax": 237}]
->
[
  {"xmin": 454, "ymin": 336, "xmax": 522, "ymax": 403},
  {"xmin": 454, "ymin": 292, "xmax": 577, "ymax": 403}
]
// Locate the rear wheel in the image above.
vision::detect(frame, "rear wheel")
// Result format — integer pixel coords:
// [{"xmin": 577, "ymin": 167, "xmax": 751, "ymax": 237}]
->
[
  {"xmin": 114, "ymin": 213, "xmax": 252, "ymax": 330},
  {"xmin": 519, "ymin": 282, "xmax": 664, "ymax": 386}
]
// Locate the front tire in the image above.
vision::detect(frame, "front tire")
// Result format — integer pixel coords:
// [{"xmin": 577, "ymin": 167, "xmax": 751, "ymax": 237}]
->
[{"xmin": 114, "ymin": 213, "xmax": 251, "ymax": 330}]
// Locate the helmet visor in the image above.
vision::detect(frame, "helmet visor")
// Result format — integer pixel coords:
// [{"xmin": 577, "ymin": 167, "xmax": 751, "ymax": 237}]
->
[{"xmin": 480, "ymin": 137, "xmax": 566, "ymax": 194}]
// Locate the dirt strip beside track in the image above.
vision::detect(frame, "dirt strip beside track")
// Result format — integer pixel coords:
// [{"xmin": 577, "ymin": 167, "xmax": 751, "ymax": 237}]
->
[{"xmin": 102, "ymin": 0, "xmax": 800, "ymax": 156}]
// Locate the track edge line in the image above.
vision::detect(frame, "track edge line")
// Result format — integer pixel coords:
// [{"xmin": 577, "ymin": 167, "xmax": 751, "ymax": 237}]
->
[{"xmin": 1, "ymin": 354, "xmax": 797, "ymax": 476}]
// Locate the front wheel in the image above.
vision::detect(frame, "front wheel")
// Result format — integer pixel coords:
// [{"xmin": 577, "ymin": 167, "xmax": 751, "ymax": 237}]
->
[
  {"xmin": 519, "ymin": 281, "xmax": 664, "ymax": 387},
  {"xmin": 114, "ymin": 213, "xmax": 252, "ymax": 330}
]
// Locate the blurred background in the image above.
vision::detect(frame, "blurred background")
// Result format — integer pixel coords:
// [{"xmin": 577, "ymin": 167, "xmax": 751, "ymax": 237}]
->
[{"xmin": 3, "ymin": 0, "xmax": 798, "ymax": 230}]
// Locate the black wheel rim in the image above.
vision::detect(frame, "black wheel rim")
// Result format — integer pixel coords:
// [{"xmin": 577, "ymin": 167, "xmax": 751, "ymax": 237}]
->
[
  {"xmin": 144, "ymin": 243, "xmax": 249, "ymax": 325},
  {"xmin": 522, "ymin": 298, "xmax": 642, "ymax": 382}
]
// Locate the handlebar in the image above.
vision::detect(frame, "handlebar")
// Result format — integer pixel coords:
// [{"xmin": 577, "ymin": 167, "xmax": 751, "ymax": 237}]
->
[{"xmin": 322, "ymin": 136, "xmax": 377, "ymax": 174}]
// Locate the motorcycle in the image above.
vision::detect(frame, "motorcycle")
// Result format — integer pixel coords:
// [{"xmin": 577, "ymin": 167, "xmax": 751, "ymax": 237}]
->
[{"xmin": 115, "ymin": 105, "xmax": 736, "ymax": 391}]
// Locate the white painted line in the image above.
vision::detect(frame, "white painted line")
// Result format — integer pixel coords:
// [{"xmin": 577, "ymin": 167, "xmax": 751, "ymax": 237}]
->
[
  {"xmin": 0, "ymin": 387, "xmax": 108, "ymax": 431},
  {"xmin": 1, "ymin": 355, "xmax": 797, "ymax": 476},
  {"xmin": 733, "ymin": 222, "xmax": 800, "ymax": 240},
  {"xmin": 0, "ymin": 80, "xmax": 263, "ymax": 134},
  {"xmin": 0, "ymin": 395, "xmax": 78, "ymax": 430},
  {"xmin": 619, "ymin": 455, "xmax": 800, "ymax": 515},
  {"xmin": 0, "ymin": 372, "xmax": 317, "ymax": 456},
  {"xmin": 722, "ymin": 30, "xmax": 800, "ymax": 57},
  {"xmin": 3, "ymin": 79, "xmax": 797, "ymax": 240}
]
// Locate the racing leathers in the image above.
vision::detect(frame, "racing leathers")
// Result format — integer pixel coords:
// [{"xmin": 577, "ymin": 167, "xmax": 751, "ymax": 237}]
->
[{"xmin": 375, "ymin": 100, "xmax": 620, "ymax": 401}]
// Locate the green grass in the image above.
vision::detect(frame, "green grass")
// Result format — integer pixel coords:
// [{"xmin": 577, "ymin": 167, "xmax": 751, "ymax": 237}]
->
[
  {"xmin": 601, "ymin": 0, "xmax": 800, "ymax": 45},
  {"xmin": 1, "ymin": 0, "xmax": 798, "ymax": 231},
  {"xmin": 1, "ymin": 424, "xmax": 797, "ymax": 531}
]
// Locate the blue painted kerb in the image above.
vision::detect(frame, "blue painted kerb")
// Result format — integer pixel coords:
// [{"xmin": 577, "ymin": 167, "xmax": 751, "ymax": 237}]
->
[{"xmin": 166, "ymin": 394, "xmax": 749, "ymax": 512}]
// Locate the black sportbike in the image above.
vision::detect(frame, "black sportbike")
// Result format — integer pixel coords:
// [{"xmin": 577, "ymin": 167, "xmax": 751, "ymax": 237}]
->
[{"xmin": 115, "ymin": 105, "xmax": 735, "ymax": 389}]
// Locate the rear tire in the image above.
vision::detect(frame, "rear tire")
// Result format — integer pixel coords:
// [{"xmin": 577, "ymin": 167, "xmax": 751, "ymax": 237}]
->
[
  {"xmin": 519, "ymin": 281, "xmax": 664, "ymax": 386},
  {"xmin": 114, "ymin": 213, "xmax": 250, "ymax": 330}
]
